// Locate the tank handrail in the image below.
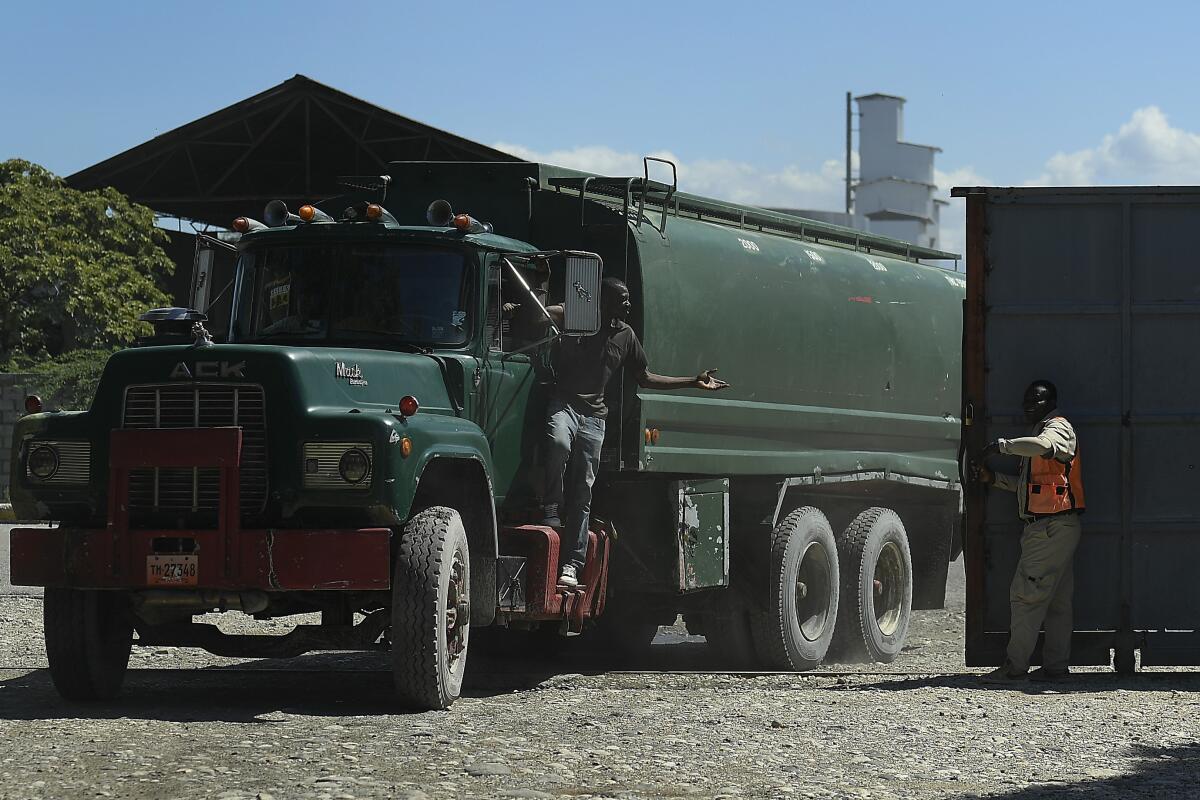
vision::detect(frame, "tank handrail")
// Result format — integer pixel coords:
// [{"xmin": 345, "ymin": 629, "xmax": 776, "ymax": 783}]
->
[{"xmin": 546, "ymin": 173, "xmax": 958, "ymax": 262}]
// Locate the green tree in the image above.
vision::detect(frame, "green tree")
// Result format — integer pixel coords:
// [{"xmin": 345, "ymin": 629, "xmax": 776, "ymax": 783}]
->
[{"xmin": 0, "ymin": 159, "xmax": 174, "ymax": 363}]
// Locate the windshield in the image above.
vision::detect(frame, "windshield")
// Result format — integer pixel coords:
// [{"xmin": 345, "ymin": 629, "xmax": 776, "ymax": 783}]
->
[{"xmin": 236, "ymin": 244, "xmax": 472, "ymax": 346}]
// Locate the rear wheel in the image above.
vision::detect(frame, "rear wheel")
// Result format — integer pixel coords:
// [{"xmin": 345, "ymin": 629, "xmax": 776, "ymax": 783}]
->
[
  {"xmin": 749, "ymin": 507, "xmax": 840, "ymax": 670},
  {"xmin": 832, "ymin": 508, "xmax": 913, "ymax": 663},
  {"xmin": 44, "ymin": 589, "xmax": 133, "ymax": 701},
  {"xmin": 391, "ymin": 507, "xmax": 471, "ymax": 710}
]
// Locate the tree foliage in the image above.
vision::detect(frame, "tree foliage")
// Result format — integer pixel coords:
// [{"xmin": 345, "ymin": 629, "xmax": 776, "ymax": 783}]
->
[{"xmin": 0, "ymin": 159, "xmax": 174, "ymax": 362}]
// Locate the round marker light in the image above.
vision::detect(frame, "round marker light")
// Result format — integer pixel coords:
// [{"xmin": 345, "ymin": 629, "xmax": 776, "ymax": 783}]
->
[
  {"xmin": 28, "ymin": 444, "xmax": 59, "ymax": 480},
  {"xmin": 24, "ymin": 394, "xmax": 43, "ymax": 414},
  {"xmin": 338, "ymin": 448, "xmax": 370, "ymax": 485},
  {"xmin": 232, "ymin": 217, "xmax": 251, "ymax": 233},
  {"xmin": 298, "ymin": 204, "xmax": 317, "ymax": 222},
  {"xmin": 453, "ymin": 214, "xmax": 471, "ymax": 231},
  {"xmin": 400, "ymin": 437, "xmax": 413, "ymax": 458},
  {"xmin": 366, "ymin": 203, "xmax": 384, "ymax": 221},
  {"xmin": 398, "ymin": 395, "xmax": 420, "ymax": 417}
]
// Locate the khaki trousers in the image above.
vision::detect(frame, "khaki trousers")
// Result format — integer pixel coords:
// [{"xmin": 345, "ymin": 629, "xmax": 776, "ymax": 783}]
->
[{"xmin": 1006, "ymin": 512, "xmax": 1082, "ymax": 673}]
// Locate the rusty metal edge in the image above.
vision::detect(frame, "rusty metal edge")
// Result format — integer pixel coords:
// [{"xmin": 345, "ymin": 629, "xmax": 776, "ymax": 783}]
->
[{"xmin": 962, "ymin": 190, "xmax": 990, "ymax": 664}]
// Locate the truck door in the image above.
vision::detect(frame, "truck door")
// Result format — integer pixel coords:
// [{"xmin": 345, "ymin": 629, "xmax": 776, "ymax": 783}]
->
[{"xmin": 480, "ymin": 256, "xmax": 546, "ymax": 509}]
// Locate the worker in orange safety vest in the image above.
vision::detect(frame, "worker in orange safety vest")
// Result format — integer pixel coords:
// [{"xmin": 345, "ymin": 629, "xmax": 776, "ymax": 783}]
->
[{"xmin": 977, "ymin": 379, "xmax": 1084, "ymax": 683}]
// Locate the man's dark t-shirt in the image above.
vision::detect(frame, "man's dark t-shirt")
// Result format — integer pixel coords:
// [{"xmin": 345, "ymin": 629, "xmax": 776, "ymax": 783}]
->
[{"xmin": 552, "ymin": 321, "xmax": 648, "ymax": 419}]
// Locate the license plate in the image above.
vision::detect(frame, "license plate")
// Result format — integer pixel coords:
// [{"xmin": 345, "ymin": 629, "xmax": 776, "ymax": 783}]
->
[{"xmin": 146, "ymin": 555, "xmax": 199, "ymax": 586}]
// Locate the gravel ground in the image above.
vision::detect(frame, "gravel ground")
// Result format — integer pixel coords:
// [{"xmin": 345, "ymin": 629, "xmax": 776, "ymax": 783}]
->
[{"xmin": 3, "ymin": 559, "xmax": 1200, "ymax": 799}]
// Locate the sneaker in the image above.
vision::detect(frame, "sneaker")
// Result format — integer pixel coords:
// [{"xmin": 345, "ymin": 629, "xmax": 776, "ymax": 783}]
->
[
  {"xmin": 541, "ymin": 504, "xmax": 562, "ymax": 529},
  {"xmin": 980, "ymin": 665, "xmax": 1028, "ymax": 684},
  {"xmin": 558, "ymin": 564, "xmax": 579, "ymax": 587},
  {"xmin": 1029, "ymin": 667, "xmax": 1070, "ymax": 683}
]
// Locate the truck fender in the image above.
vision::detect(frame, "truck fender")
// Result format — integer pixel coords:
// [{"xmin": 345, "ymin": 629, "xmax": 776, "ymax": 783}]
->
[{"xmin": 411, "ymin": 451, "xmax": 498, "ymax": 626}]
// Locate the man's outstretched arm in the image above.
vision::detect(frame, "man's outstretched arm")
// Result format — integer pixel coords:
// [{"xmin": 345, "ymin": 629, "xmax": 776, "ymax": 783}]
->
[{"xmin": 637, "ymin": 368, "xmax": 729, "ymax": 391}]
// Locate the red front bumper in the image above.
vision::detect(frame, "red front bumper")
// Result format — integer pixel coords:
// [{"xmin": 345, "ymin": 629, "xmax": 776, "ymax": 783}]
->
[
  {"xmin": 10, "ymin": 427, "xmax": 391, "ymax": 591},
  {"xmin": 9, "ymin": 526, "xmax": 392, "ymax": 590}
]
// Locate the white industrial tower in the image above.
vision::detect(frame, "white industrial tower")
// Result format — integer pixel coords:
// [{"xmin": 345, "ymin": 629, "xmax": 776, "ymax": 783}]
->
[{"xmin": 852, "ymin": 93, "xmax": 945, "ymax": 249}]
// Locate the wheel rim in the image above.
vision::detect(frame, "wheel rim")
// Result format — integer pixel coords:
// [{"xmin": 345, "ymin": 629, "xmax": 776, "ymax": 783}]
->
[
  {"xmin": 445, "ymin": 548, "xmax": 470, "ymax": 664},
  {"xmin": 873, "ymin": 541, "xmax": 904, "ymax": 636},
  {"xmin": 795, "ymin": 541, "xmax": 832, "ymax": 641}
]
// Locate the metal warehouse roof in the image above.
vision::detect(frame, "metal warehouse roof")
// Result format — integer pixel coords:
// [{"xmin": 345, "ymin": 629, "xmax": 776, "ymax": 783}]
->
[{"xmin": 67, "ymin": 75, "xmax": 519, "ymax": 228}]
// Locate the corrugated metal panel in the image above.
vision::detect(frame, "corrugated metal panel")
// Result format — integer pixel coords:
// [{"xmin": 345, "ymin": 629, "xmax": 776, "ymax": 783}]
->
[{"xmin": 960, "ymin": 186, "xmax": 1200, "ymax": 667}]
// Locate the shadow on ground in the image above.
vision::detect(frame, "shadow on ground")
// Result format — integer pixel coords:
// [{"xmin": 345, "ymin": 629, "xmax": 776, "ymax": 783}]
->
[
  {"xmin": 953, "ymin": 742, "xmax": 1200, "ymax": 799},
  {"xmin": 842, "ymin": 671, "xmax": 1200, "ymax": 696}
]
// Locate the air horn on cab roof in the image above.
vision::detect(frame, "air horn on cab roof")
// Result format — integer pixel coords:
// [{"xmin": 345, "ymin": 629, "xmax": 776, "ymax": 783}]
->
[{"xmin": 427, "ymin": 199, "xmax": 492, "ymax": 234}]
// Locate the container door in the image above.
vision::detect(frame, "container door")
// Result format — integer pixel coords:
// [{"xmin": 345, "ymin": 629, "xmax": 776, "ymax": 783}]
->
[{"xmin": 673, "ymin": 478, "xmax": 730, "ymax": 591}]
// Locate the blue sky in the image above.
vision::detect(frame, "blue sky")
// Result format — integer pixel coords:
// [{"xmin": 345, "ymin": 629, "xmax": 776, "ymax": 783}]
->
[{"xmin": 5, "ymin": 0, "xmax": 1200, "ymax": 253}]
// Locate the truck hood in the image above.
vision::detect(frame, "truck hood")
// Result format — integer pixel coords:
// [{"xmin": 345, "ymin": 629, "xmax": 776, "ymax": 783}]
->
[{"xmin": 91, "ymin": 344, "xmax": 468, "ymax": 422}]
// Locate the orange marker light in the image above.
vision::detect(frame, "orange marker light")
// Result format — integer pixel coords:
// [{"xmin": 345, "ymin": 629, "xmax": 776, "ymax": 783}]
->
[
  {"xmin": 298, "ymin": 204, "xmax": 316, "ymax": 222},
  {"xmin": 232, "ymin": 217, "xmax": 251, "ymax": 233},
  {"xmin": 453, "ymin": 214, "xmax": 471, "ymax": 230},
  {"xmin": 400, "ymin": 437, "xmax": 413, "ymax": 458},
  {"xmin": 644, "ymin": 428, "xmax": 660, "ymax": 445},
  {"xmin": 366, "ymin": 203, "xmax": 384, "ymax": 221}
]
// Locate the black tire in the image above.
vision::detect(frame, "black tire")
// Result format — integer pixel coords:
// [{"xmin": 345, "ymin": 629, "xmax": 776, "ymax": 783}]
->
[
  {"xmin": 695, "ymin": 609, "xmax": 760, "ymax": 669},
  {"xmin": 832, "ymin": 508, "xmax": 913, "ymax": 664},
  {"xmin": 43, "ymin": 588, "xmax": 133, "ymax": 701},
  {"xmin": 392, "ymin": 507, "xmax": 471, "ymax": 710},
  {"xmin": 749, "ymin": 507, "xmax": 840, "ymax": 670}
]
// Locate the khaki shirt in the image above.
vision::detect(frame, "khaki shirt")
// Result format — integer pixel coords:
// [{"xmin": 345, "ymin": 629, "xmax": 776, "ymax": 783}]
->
[{"xmin": 992, "ymin": 410, "xmax": 1078, "ymax": 520}]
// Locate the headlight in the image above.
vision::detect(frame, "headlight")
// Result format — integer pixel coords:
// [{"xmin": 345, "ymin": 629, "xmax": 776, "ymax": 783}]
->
[
  {"xmin": 28, "ymin": 445, "xmax": 60, "ymax": 480},
  {"xmin": 303, "ymin": 442, "xmax": 373, "ymax": 490},
  {"xmin": 23, "ymin": 440, "xmax": 90, "ymax": 484},
  {"xmin": 338, "ymin": 448, "xmax": 370, "ymax": 484}
]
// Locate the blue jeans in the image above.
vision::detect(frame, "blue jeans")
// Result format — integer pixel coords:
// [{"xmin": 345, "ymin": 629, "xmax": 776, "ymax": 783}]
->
[{"xmin": 543, "ymin": 399, "xmax": 606, "ymax": 570}]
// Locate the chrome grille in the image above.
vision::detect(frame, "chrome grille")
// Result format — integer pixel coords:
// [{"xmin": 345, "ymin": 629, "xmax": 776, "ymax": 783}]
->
[{"xmin": 123, "ymin": 383, "xmax": 267, "ymax": 523}]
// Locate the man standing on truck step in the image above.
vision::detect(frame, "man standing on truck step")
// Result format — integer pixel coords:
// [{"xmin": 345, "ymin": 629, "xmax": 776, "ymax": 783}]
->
[
  {"xmin": 978, "ymin": 379, "xmax": 1085, "ymax": 683},
  {"xmin": 541, "ymin": 277, "xmax": 729, "ymax": 587}
]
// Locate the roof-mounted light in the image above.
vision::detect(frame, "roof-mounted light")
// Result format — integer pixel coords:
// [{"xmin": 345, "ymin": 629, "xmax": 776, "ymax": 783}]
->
[
  {"xmin": 342, "ymin": 201, "xmax": 397, "ymax": 225},
  {"xmin": 452, "ymin": 213, "xmax": 492, "ymax": 234},
  {"xmin": 232, "ymin": 217, "xmax": 267, "ymax": 233},
  {"xmin": 298, "ymin": 204, "xmax": 334, "ymax": 223}
]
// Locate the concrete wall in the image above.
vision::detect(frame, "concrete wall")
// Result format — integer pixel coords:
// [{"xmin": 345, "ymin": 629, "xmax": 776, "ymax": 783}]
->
[{"xmin": 0, "ymin": 374, "xmax": 34, "ymax": 502}]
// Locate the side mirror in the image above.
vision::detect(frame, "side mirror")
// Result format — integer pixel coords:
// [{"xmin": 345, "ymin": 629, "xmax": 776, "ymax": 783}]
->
[{"xmin": 562, "ymin": 252, "xmax": 603, "ymax": 336}]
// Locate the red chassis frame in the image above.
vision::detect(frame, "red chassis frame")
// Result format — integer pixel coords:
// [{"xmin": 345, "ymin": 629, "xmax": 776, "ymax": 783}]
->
[{"xmin": 10, "ymin": 428, "xmax": 391, "ymax": 591}]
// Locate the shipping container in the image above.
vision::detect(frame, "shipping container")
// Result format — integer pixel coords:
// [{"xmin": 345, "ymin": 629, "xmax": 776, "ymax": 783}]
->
[{"xmin": 955, "ymin": 185, "xmax": 1200, "ymax": 671}]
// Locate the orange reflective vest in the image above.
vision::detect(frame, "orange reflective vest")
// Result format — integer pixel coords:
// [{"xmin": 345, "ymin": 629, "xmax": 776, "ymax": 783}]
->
[{"xmin": 1027, "ymin": 424, "xmax": 1085, "ymax": 515}]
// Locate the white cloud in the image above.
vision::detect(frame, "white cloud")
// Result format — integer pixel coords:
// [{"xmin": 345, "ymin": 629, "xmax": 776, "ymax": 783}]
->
[
  {"xmin": 1033, "ymin": 106, "xmax": 1200, "ymax": 185},
  {"xmin": 492, "ymin": 142, "xmax": 852, "ymax": 211}
]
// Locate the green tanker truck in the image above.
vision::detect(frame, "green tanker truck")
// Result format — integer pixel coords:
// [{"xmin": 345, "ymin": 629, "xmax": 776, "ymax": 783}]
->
[{"xmin": 9, "ymin": 160, "xmax": 964, "ymax": 709}]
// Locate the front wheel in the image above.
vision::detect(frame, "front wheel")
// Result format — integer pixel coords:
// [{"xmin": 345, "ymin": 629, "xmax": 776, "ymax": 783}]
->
[
  {"xmin": 750, "ymin": 507, "xmax": 840, "ymax": 670},
  {"xmin": 391, "ymin": 507, "xmax": 471, "ymax": 710},
  {"xmin": 44, "ymin": 589, "xmax": 133, "ymax": 701}
]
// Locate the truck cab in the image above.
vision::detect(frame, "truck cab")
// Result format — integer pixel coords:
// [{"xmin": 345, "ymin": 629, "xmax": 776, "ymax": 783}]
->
[{"xmin": 10, "ymin": 190, "xmax": 606, "ymax": 710}]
